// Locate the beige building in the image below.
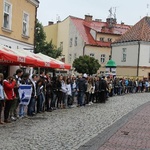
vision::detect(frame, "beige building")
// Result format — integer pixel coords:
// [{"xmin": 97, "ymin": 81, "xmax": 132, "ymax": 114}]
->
[
  {"xmin": 0, "ymin": 0, "xmax": 39, "ymax": 76},
  {"xmin": 112, "ymin": 16, "xmax": 150, "ymax": 79},
  {"xmin": 44, "ymin": 15, "xmax": 130, "ymax": 74}
]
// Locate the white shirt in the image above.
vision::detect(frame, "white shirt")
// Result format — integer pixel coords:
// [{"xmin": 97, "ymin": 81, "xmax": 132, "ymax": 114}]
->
[{"xmin": 66, "ymin": 84, "xmax": 72, "ymax": 96}]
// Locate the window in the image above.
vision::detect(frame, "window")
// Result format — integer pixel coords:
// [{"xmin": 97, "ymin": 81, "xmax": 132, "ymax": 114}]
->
[
  {"xmin": 122, "ymin": 48, "xmax": 127, "ymax": 62},
  {"xmin": 60, "ymin": 42, "xmax": 63, "ymax": 50},
  {"xmin": 3, "ymin": 2, "xmax": 12, "ymax": 29},
  {"xmin": 108, "ymin": 38, "xmax": 112, "ymax": 42},
  {"xmin": 74, "ymin": 37, "xmax": 77, "ymax": 46},
  {"xmin": 70, "ymin": 38, "xmax": 72, "ymax": 47},
  {"xmin": 90, "ymin": 53, "xmax": 94, "ymax": 57},
  {"xmin": 101, "ymin": 54, "xmax": 105, "ymax": 63},
  {"xmin": 69, "ymin": 54, "xmax": 72, "ymax": 63},
  {"xmin": 100, "ymin": 37, "xmax": 104, "ymax": 41},
  {"xmin": 74, "ymin": 53, "xmax": 77, "ymax": 59},
  {"xmin": 23, "ymin": 12, "xmax": 29, "ymax": 36}
]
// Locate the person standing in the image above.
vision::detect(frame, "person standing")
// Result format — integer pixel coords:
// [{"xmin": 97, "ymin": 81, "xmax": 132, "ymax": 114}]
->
[
  {"xmin": 76, "ymin": 73, "xmax": 87, "ymax": 106},
  {"xmin": 3, "ymin": 76, "xmax": 16, "ymax": 123},
  {"xmin": 10, "ymin": 69, "xmax": 23, "ymax": 120},
  {"xmin": 0, "ymin": 73, "xmax": 4, "ymax": 124},
  {"xmin": 99, "ymin": 76, "xmax": 108, "ymax": 103},
  {"xmin": 27, "ymin": 74, "xmax": 38, "ymax": 116},
  {"xmin": 19, "ymin": 73, "xmax": 32, "ymax": 118}
]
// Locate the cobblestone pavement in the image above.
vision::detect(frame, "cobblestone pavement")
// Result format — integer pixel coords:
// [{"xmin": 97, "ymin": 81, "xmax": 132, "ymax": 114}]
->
[
  {"xmin": 0, "ymin": 93, "xmax": 150, "ymax": 150},
  {"xmin": 97, "ymin": 99, "xmax": 150, "ymax": 150}
]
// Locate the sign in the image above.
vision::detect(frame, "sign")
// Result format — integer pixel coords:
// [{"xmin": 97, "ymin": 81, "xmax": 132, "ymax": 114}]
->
[{"xmin": 19, "ymin": 85, "xmax": 32, "ymax": 105}]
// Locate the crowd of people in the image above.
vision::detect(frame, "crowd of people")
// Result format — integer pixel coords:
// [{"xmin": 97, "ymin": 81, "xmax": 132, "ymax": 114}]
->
[{"xmin": 0, "ymin": 68, "xmax": 149, "ymax": 124}]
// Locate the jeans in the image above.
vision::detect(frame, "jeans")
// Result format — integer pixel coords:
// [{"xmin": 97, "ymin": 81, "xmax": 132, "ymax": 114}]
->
[
  {"xmin": 19, "ymin": 104, "xmax": 26, "ymax": 117},
  {"xmin": 77, "ymin": 91, "xmax": 85, "ymax": 106},
  {"xmin": 27, "ymin": 97, "xmax": 36, "ymax": 116}
]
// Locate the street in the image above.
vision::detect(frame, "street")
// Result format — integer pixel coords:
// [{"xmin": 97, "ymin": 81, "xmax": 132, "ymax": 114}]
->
[{"xmin": 0, "ymin": 93, "xmax": 150, "ymax": 150}]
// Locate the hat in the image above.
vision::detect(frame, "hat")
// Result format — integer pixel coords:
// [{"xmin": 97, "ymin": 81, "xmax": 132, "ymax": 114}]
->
[{"xmin": 83, "ymin": 73, "xmax": 87, "ymax": 78}]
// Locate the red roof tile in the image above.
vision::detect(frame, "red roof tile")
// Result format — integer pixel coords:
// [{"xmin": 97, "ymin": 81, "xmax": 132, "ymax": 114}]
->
[
  {"xmin": 70, "ymin": 16, "xmax": 130, "ymax": 47},
  {"xmin": 114, "ymin": 16, "xmax": 150, "ymax": 43}
]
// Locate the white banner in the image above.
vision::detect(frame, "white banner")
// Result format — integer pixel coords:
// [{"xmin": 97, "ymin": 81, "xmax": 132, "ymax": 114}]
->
[{"xmin": 19, "ymin": 85, "xmax": 32, "ymax": 105}]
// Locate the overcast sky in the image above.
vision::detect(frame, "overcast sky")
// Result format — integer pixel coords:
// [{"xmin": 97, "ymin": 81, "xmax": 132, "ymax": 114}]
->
[{"xmin": 37, "ymin": 0, "xmax": 150, "ymax": 26}]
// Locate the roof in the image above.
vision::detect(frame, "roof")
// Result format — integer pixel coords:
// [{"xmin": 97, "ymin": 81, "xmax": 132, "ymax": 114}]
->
[
  {"xmin": 70, "ymin": 16, "xmax": 131, "ymax": 47},
  {"xmin": 114, "ymin": 16, "xmax": 150, "ymax": 43}
]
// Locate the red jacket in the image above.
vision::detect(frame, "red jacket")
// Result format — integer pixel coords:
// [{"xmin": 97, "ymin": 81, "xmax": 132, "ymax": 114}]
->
[{"xmin": 3, "ymin": 80, "xmax": 16, "ymax": 100}]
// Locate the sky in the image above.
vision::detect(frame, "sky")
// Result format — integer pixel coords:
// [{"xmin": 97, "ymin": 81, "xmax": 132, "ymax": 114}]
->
[{"xmin": 37, "ymin": 0, "xmax": 150, "ymax": 26}]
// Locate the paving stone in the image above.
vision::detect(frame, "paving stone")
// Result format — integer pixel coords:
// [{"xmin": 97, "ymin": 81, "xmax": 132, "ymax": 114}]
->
[{"xmin": 0, "ymin": 93, "xmax": 150, "ymax": 150}]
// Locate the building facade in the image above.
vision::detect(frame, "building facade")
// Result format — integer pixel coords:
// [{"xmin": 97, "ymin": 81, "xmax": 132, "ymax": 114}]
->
[
  {"xmin": 0, "ymin": 0, "xmax": 39, "ymax": 76},
  {"xmin": 112, "ymin": 16, "xmax": 150, "ymax": 79},
  {"xmin": 44, "ymin": 15, "xmax": 130, "ymax": 74}
]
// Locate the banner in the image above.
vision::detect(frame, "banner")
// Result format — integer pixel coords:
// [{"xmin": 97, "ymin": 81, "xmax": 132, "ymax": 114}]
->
[{"xmin": 19, "ymin": 85, "xmax": 32, "ymax": 105}]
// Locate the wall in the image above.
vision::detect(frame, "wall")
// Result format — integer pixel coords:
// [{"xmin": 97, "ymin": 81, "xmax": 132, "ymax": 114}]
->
[
  {"xmin": 0, "ymin": 0, "xmax": 36, "ymax": 46},
  {"xmin": 57, "ymin": 18, "xmax": 70, "ymax": 63},
  {"xmin": 85, "ymin": 45, "xmax": 110, "ymax": 73},
  {"xmin": 139, "ymin": 43, "xmax": 150, "ymax": 66},
  {"xmin": 112, "ymin": 42, "xmax": 139, "ymax": 66},
  {"xmin": 116, "ymin": 66, "xmax": 137, "ymax": 76},
  {"xmin": 96, "ymin": 33, "xmax": 120, "ymax": 42},
  {"xmin": 68, "ymin": 18, "xmax": 85, "ymax": 64},
  {"xmin": 44, "ymin": 24, "xmax": 58, "ymax": 46}
]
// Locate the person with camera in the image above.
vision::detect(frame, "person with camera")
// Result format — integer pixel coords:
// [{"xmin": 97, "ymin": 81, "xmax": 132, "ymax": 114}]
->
[{"xmin": 3, "ymin": 76, "xmax": 16, "ymax": 123}]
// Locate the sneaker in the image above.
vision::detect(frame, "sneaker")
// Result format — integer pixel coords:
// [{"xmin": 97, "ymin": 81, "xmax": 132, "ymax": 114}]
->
[{"xmin": 11, "ymin": 116, "xmax": 17, "ymax": 121}]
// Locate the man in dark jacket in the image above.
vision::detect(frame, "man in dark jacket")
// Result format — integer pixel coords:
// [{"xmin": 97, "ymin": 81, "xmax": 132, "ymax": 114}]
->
[
  {"xmin": 76, "ymin": 73, "xmax": 87, "ymax": 106},
  {"xmin": 99, "ymin": 76, "xmax": 108, "ymax": 103}
]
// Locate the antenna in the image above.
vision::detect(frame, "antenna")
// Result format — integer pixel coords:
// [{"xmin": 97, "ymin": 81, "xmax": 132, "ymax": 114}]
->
[
  {"xmin": 147, "ymin": 4, "xmax": 149, "ymax": 16},
  {"xmin": 108, "ymin": 7, "xmax": 117, "ymax": 19},
  {"xmin": 108, "ymin": 7, "xmax": 113, "ymax": 18},
  {"xmin": 113, "ymin": 7, "xmax": 116, "ymax": 19},
  {"xmin": 56, "ymin": 14, "xmax": 60, "ymax": 22}
]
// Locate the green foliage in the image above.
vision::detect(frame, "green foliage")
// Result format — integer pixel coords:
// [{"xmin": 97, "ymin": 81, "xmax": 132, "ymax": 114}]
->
[
  {"xmin": 73, "ymin": 55, "xmax": 101, "ymax": 75},
  {"xmin": 34, "ymin": 20, "xmax": 62, "ymax": 59}
]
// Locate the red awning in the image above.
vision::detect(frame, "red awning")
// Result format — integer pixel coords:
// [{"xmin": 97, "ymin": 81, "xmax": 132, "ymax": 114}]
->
[
  {"xmin": 0, "ymin": 45, "xmax": 71, "ymax": 70},
  {"xmin": 36, "ymin": 53, "xmax": 71, "ymax": 70},
  {"xmin": 0, "ymin": 45, "xmax": 36, "ymax": 66}
]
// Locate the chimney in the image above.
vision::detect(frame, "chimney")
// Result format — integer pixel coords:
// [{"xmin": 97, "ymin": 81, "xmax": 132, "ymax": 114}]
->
[
  {"xmin": 84, "ymin": 15, "xmax": 93, "ymax": 21},
  {"xmin": 121, "ymin": 22, "xmax": 124, "ymax": 25},
  {"xmin": 57, "ymin": 20, "xmax": 61, "ymax": 23},
  {"xmin": 48, "ymin": 21, "xmax": 54, "ymax": 25},
  {"xmin": 95, "ymin": 19, "xmax": 102, "ymax": 22},
  {"xmin": 106, "ymin": 18, "xmax": 117, "ymax": 28}
]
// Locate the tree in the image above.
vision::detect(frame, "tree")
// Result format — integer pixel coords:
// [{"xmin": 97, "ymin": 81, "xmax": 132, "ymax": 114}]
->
[
  {"xmin": 73, "ymin": 55, "xmax": 101, "ymax": 75},
  {"xmin": 34, "ymin": 20, "xmax": 62, "ymax": 59}
]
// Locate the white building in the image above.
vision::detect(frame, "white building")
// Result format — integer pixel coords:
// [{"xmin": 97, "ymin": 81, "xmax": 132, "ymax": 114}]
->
[{"xmin": 111, "ymin": 16, "xmax": 150, "ymax": 79}]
